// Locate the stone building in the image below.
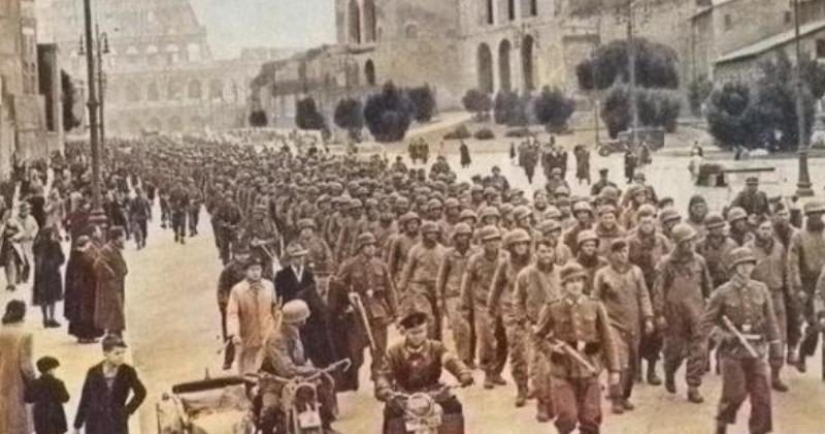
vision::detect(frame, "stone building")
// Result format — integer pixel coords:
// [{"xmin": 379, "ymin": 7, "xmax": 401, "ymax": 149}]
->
[
  {"xmin": 36, "ymin": 0, "xmax": 284, "ymax": 135},
  {"xmin": 1, "ymin": 0, "xmax": 61, "ymax": 178}
]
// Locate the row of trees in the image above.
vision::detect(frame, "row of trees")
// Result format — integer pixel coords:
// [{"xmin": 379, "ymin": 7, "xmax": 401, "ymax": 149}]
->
[
  {"xmin": 285, "ymin": 82, "xmax": 435, "ymax": 143},
  {"xmin": 461, "ymin": 87, "xmax": 576, "ymax": 132},
  {"xmin": 705, "ymin": 52, "xmax": 825, "ymax": 151}
]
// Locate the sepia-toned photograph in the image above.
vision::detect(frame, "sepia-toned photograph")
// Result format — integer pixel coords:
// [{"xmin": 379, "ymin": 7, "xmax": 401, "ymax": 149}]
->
[{"xmin": 3, "ymin": 0, "xmax": 825, "ymax": 432}]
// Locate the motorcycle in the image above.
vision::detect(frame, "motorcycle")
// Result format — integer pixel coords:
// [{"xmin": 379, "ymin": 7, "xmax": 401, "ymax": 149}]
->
[
  {"xmin": 385, "ymin": 385, "xmax": 465, "ymax": 434},
  {"xmin": 249, "ymin": 359, "xmax": 350, "ymax": 434}
]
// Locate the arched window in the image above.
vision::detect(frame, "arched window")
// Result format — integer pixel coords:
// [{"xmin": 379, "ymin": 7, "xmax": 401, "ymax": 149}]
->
[
  {"xmin": 498, "ymin": 39, "xmax": 512, "ymax": 92},
  {"xmin": 477, "ymin": 43, "xmax": 493, "ymax": 93},
  {"xmin": 349, "ymin": 0, "xmax": 361, "ymax": 43},
  {"xmin": 405, "ymin": 23, "xmax": 418, "ymax": 39},
  {"xmin": 209, "ymin": 79, "xmax": 224, "ymax": 100},
  {"xmin": 486, "ymin": 0, "xmax": 494, "ymax": 25},
  {"xmin": 363, "ymin": 0, "xmax": 377, "ymax": 42},
  {"xmin": 365, "ymin": 60, "xmax": 376, "ymax": 86}
]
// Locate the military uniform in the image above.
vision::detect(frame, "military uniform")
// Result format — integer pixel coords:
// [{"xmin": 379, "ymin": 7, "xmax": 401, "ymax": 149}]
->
[
  {"xmin": 787, "ymin": 210, "xmax": 825, "ymax": 368},
  {"xmin": 398, "ymin": 236, "xmax": 445, "ymax": 339},
  {"xmin": 534, "ymin": 267, "xmax": 620, "ymax": 434},
  {"xmin": 331, "ymin": 246, "xmax": 398, "ymax": 391},
  {"xmin": 436, "ymin": 242, "xmax": 477, "ymax": 365},
  {"xmin": 700, "ymin": 249, "xmax": 781, "ymax": 434},
  {"xmin": 168, "ymin": 183, "xmax": 190, "ymax": 243}
]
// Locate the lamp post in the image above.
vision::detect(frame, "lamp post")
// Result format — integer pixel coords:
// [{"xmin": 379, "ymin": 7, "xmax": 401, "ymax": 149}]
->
[
  {"xmin": 95, "ymin": 25, "xmax": 109, "ymax": 149},
  {"xmin": 80, "ymin": 0, "xmax": 108, "ymax": 230},
  {"xmin": 794, "ymin": 0, "xmax": 814, "ymax": 197}
]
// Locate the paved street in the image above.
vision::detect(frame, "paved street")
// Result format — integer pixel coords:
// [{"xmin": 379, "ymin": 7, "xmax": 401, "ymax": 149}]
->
[{"xmin": 7, "ymin": 146, "xmax": 825, "ymax": 434}]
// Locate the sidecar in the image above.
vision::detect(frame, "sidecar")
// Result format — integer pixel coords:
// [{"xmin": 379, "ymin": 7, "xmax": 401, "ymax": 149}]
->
[{"xmin": 156, "ymin": 376, "xmax": 255, "ymax": 434}]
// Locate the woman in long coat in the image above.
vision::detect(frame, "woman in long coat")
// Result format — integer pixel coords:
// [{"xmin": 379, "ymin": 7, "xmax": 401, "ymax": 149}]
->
[
  {"xmin": 64, "ymin": 236, "xmax": 104, "ymax": 343},
  {"xmin": 0, "ymin": 300, "xmax": 35, "ymax": 434},
  {"xmin": 33, "ymin": 226, "xmax": 66, "ymax": 328},
  {"xmin": 93, "ymin": 228, "xmax": 128, "ymax": 336}
]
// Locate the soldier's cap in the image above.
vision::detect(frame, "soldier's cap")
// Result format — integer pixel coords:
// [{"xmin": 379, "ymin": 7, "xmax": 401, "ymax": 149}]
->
[
  {"xmin": 421, "ymin": 221, "xmax": 440, "ymax": 234},
  {"xmin": 610, "ymin": 238, "xmax": 628, "ymax": 252},
  {"xmin": 572, "ymin": 201, "xmax": 593, "ymax": 214},
  {"xmin": 746, "ymin": 176, "xmax": 759, "ymax": 186},
  {"xmin": 483, "ymin": 187, "xmax": 497, "ymax": 197},
  {"xmin": 400, "ymin": 211, "xmax": 421, "ymax": 226},
  {"xmin": 555, "ymin": 186, "xmax": 571, "ymax": 197},
  {"xmin": 704, "ymin": 212, "xmax": 726, "ymax": 229},
  {"xmin": 544, "ymin": 206, "xmax": 562, "ymax": 220},
  {"xmin": 356, "ymin": 232, "xmax": 377, "ymax": 251},
  {"xmin": 399, "ymin": 311, "xmax": 429, "ymax": 329},
  {"xmin": 636, "ymin": 204, "xmax": 657, "ymax": 219},
  {"xmin": 479, "ymin": 206, "xmax": 501, "ymax": 220},
  {"xmin": 478, "ymin": 225, "xmax": 502, "ymax": 242},
  {"xmin": 560, "ymin": 262, "xmax": 588, "ymax": 284},
  {"xmin": 599, "ymin": 168, "xmax": 609, "ymax": 174},
  {"xmin": 803, "ymin": 201, "xmax": 825, "ymax": 215},
  {"xmin": 504, "ymin": 228, "xmax": 532, "ymax": 247},
  {"xmin": 500, "ymin": 203, "xmax": 515, "ymax": 216},
  {"xmin": 577, "ymin": 230, "xmax": 599, "ymax": 246},
  {"xmin": 513, "ymin": 205, "xmax": 532, "ymax": 221},
  {"xmin": 671, "ymin": 223, "xmax": 697, "ymax": 244},
  {"xmin": 726, "ymin": 206, "xmax": 747, "ymax": 223},
  {"xmin": 428, "ymin": 198, "xmax": 443, "ymax": 210},
  {"xmin": 537, "ymin": 219, "xmax": 562, "ymax": 235},
  {"xmin": 728, "ymin": 247, "xmax": 757, "ymax": 270},
  {"xmin": 453, "ymin": 223, "xmax": 473, "ymax": 238},
  {"xmin": 598, "ymin": 204, "xmax": 618, "ymax": 217}
]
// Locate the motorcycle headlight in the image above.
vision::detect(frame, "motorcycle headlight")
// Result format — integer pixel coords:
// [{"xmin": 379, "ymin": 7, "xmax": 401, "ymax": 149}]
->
[
  {"xmin": 407, "ymin": 394, "xmax": 435, "ymax": 418},
  {"xmin": 295, "ymin": 384, "xmax": 316, "ymax": 404}
]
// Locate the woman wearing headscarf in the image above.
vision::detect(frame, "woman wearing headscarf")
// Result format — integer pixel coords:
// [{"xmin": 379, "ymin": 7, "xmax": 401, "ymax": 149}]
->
[
  {"xmin": 33, "ymin": 226, "xmax": 66, "ymax": 328},
  {"xmin": 0, "ymin": 300, "xmax": 35, "ymax": 434}
]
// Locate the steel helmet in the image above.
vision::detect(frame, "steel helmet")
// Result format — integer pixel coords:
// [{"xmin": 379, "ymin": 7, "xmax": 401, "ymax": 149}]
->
[
  {"xmin": 572, "ymin": 201, "xmax": 593, "ymax": 215},
  {"xmin": 479, "ymin": 206, "xmax": 501, "ymax": 221},
  {"xmin": 453, "ymin": 223, "xmax": 473, "ymax": 238},
  {"xmin": 504, "ymin": 229, "xmax": 532, "ymax": 248},
  {"xmin": 282, "ymin": 300, "xmax": 311, "ymax": 324},
  {"xmin": 728, "ymin": 247, "xmax": 757, "ymax": 271},
  {"xmin": 560, "ymin": 262, "xmax": 588, "ymax": 284},
  {"xmin": 421, "ymin": 221, "xmax": 440, "ymax": 234},
  {"xmin": 704, "ymin": 212, "xmax": 726, "ymax": 229},
  {"xmin": 513, "ymin": 205, "xmax": 532, "ymax": 221},
  {"xmin": 356, "ymin": 232, "xmax": 377, "ymax": 251},
  {"xmin": 671, "ymin": 223, "xmax": 697, "ymax": 244},
  {"xmin": 726, "ymin": 207, "xmax": 747, "ymax": 223},
  {"xmin": 537, "ymin": 219, "xmax": 562, "ymax": 235},
  {"xmin": 478, "ymin": 225, "xmax": 502, "ymax": 242},
  {"xmin": 577, "ymin": 230, "xmax": 599, "ymax": 246}
]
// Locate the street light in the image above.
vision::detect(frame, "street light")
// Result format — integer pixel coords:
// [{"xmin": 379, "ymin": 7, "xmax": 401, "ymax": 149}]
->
[
  {"xmin": 794, "ymin": 0, "xmax": 814, "ymax": 197},
  {"xmin": 81, "ymin": 0, "xmax": 107, "ymax": 229}
]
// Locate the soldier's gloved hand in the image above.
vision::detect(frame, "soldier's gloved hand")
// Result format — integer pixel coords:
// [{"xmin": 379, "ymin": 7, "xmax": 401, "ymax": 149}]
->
[{"xmin": 459, "ymin": 374, "xmax": 474, "ymax": 388}]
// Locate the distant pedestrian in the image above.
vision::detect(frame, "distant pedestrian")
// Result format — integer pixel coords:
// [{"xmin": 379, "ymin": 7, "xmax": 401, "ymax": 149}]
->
[
  {"xmin": 0, "ymin": 300, "xmax": 35, "ymax": 434},
  {"xmin": 33, "ymin": 226, "xmax": 66, "ymax": 328},
  {"xmin": 93, "ymin": 227, "xmax": 128, "ymax": 337},
  {"xmin": 73, "ymin": 335, "xmax": 146, "ymax": 434},
  {"xmin": 459, "ymin": 141, "xmax": 472, "ymax": 168},
  {"xmin": 26, "ymin": 356, "xmax": 69, "ymax": 434}
]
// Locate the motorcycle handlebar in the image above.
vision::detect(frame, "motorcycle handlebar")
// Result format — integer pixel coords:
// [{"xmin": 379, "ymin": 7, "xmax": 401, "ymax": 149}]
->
[
  {"xmin": 391, "ymin": 384, "xmax": 458, "ymax": 401},
  {"xmin": 248, "ymin": 358, "xmax": 351, "ymax": 384}
]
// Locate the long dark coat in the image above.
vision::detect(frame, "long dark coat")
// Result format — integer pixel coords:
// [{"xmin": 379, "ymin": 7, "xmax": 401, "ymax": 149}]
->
[
  {"xmin": 25, "ymin": 374, "xmax": 69, "ymax": 434},
  {"xmin": 33, "ymin": 235, "xmax": 66, "ymax": 306},
  {"xmin": 64, "ymin": 247, "xmax": 104, "ymax": 339},
  {"xmin": 93, "ymin": 244, "xmax": 128, "ymax": 332},
  {"xmin": 459, "ymin": 143, "xmax": 471, "ymax": 167},
  {"xmin": 74, "ymin": 363, "xmax": 146, "ymax": 434},
  {"xmin": 274, "ymin": 267, "xmax": 337, "ymax": 368}
]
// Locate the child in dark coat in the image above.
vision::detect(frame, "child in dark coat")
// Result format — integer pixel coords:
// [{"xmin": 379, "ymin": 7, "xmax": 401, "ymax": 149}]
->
[{"xmin": 25, "ymin": 356, "xmax": 69, "ymax": 434}]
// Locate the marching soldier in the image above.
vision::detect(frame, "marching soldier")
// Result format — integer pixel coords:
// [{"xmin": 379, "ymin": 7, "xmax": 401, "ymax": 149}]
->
[
  {"xmin": 398, "ymin": 221, "xmax": 445, "ymax": 339},
  {"xmin": 697, "ymin": 212, "xmax": 738, "ymax": 289},
  {"xmin": 701, "ymin": 247, "xmax": 782, "ymax": 434},
  {"xmin": 488, "ymin": 228, "xmax": 533, "ymax": 407},
  {"xmin": 461, "ymin": 225, "xmax": 508, "ymax": 389},
  {"xmin": 653, "ymin": 223, "xmax": 713, "ymax": 404},
  {"xmin": 593, "ymin": 239, "xmax": 654, "ymax": 414},
  {"xmin": 387, "ymin": 212, "xmax": 421, "ymax": 284},
  {"xmin": 514, "ymin": 239, "xmax": 561, "ymax": 422},
  {"xmin": 573, "ymin": 230, "xmax": 608, "ymax": 296},
  {"xmin": 534, "ymin": 262, "xmax": 621, "ymax": 434},
  {"xmin": 330, "ymin": 232, "xmax": 398, "ymax": 391},
  {"xmin": 563, "ymin": 201, "xmax": 594, "ymax": 257},
  {"xmin": 730, "ymin": 176, "xmax": 771, "ymax": 224},
  {"xmin": 435, "ymin": 223, "xmax": 477, "ymax": 367}
]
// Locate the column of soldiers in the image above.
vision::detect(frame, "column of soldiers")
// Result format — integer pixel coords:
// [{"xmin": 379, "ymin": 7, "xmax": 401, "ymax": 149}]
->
[{"xmin": 72, "ymin": 133, "xmax": 825, "ymax": 434}]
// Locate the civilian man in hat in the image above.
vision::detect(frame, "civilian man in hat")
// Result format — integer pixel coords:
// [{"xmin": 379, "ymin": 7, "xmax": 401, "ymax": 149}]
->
[
  {"xmin": 227, "ymin": 257, "xmax": 279, "ymax": 376},
  {"xmin": 93, "ymin": 227, "xmax": 128, "ymax": 338},
  {"xmin": 436, "ymin": 223, "xmax": 477, "ymax": 368},
  {"xmin": 217, "ymin": 243, "xmax": 251, "ymax": 369},
  {"xmin": 731, "ymin": 176, "xmax": 771, "ymax": 224},
  {"xmin": 593, "ymin": 239, "xmax": 654, "ymax": 414},
  {"xmin": 73, "ymin": 335, "xmax": 146, "ymax": 434},
  {"xmin": 534, "ymin": 262, "xmax": 620, "ymax": 434},
  {"xmin": 653, "ymin": 223, "xmax": 713, "ymax": 404},
  {"xmin": 374, "ymin": 310, "xmax": 473, "ymax": 432},
  {"xmin": 399, "ymin": 221, "xmax": 446, "ymax": 339},
  {"xmin": 275, "ymin": 243, "xmax": 315, "ymax": 304},
  {"xmin": 701, "ymin": 247, "xmax": 782, "ymax": 434},
  {"xmin": 260, "ymin": 300, "xmax": 339, "ymax": 434},
  {"xmin": 790, "ymin": 200, "xmax": 825, "ymax": 372},
  {"xmin": 514, "ymin": 239, "xmax": 561, "ymax": 422},
  {"xmin": 461, "ymin": 225, "xmax": 509, "ymax": 389},
  {"xmin": 331, "ymin": 232, "xmax": 397, "ymax": 391}
]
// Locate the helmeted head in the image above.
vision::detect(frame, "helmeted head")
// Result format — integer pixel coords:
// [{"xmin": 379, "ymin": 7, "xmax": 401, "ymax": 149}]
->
[{"xmin": 282, "ymin": 300, "xmax": 311, "ymax": 327}]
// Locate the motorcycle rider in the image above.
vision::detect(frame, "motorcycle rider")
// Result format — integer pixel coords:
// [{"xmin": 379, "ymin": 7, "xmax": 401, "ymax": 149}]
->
[
  {"xmin": 374, "ymin": 310, "xmax": 474, "ymax": 434},
  {"xmin": 260, "ymin": 299, "xmax": 340, "ymax": 434}
]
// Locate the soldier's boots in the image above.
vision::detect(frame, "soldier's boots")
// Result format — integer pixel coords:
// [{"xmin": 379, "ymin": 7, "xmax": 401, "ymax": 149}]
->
[
  {"xmin": 715, "ymin": 422, "xmax": 727, "ymax": 434},
  {"xmin": 611, "ymin": 400, "xmax": 624, "ymax": 415},
  {"xmin": 687, "ymin": 387, "xmax": 704, "ymax": 404},
  {"xmin": 483, "ymin": 374, "xmax": 496, "ymax": 390},
  {"xmin": 493, "ymin": 375, "xmax": 507, "ymax": 386},
  {"xmin": 535, "ymin": 401, "xmax": 552, "ymax": 423},
  {"xmin": 665, "ymin": 372, "xmax": 677, "ymax": 394},
  {"xmin": 771, "ymin": 369, "xmax": 789, "ymax": 393},
  {"xmin": 622, "ymin": 400, "xmax": 635, "ymax": 411},
  {"xmin": 515, "ymin": 385, "xmax": 528, "ymax": 408},
  {"xmin": 647, "ymin": 362, "xmax": 662, "ymax": 386}
]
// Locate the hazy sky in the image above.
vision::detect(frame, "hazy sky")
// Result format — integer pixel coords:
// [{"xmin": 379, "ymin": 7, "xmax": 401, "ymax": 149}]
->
[{"xmin": 189, "ymin": 0, "xmax": 336, "ymax": 59}]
